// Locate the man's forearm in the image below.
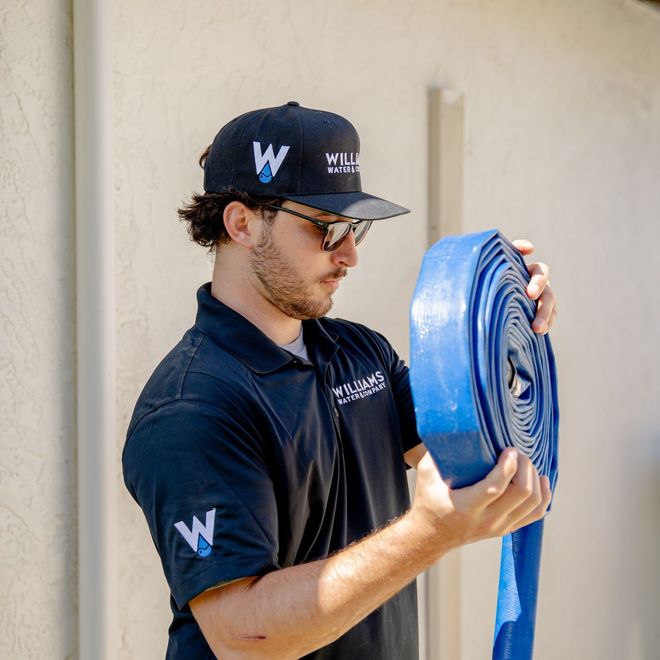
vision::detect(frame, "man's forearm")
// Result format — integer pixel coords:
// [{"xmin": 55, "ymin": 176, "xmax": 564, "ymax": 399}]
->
[
  {"xmin": 192, "ymin": 448, "xmax": 550, "ymax": 658},
  {"xmin": 191, "ymin": 508, "xmax": 450, "ymax": 658}
]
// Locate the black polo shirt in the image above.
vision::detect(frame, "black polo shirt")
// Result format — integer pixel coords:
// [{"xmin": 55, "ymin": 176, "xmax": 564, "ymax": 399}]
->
[{"xmin": 123, "ymin": 283, "xmax": 421, "ymax": 659}]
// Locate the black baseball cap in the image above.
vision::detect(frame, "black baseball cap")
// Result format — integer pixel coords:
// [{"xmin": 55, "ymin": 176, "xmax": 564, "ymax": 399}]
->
[{"xmin": 203, "ymin": 101, "xmax": 410, "ymax": 221}]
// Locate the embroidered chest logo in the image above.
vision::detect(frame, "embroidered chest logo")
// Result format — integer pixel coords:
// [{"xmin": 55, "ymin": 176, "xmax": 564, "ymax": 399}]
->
[
  {"xmin": 253, "ymin": 141, "xmax": 290, "ymax": 183},
  {"xmin": 325, "ymin": 152, "xmax": 360, "ymax": 174},
  {"xmin": 332, "ymin": 371, "xmax": 387, "ymax": 405},
  {"xmin": 174, "ymin": 508, "xmax": 216, "ymax": 557}
]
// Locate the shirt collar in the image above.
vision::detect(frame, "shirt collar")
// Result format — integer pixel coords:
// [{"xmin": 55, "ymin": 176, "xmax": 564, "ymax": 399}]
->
[{"xmin": 194, "ymin": 283, "xmax": 337, "ymax": 374}]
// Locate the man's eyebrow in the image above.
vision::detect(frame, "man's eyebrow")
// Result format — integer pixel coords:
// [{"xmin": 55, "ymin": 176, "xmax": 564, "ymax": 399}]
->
[
  {"xmin": 309, "ymin": 211, "xmax": 336, "ymax": 220},
  {"xmin": 312, "ymin": 211, "xmax": 348, "ymax": 220},
  {"xmin": 298, "ymin": 208, "xmax": 351, "ymax": 222}
]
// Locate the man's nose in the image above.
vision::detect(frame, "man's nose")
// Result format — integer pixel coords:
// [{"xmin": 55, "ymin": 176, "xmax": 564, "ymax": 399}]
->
[{"xmin": 332, "ymin": 229, "xmax": 359, "ymax": 268}]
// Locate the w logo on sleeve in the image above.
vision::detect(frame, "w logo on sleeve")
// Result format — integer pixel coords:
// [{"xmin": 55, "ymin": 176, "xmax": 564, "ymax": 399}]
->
[
  {"xmin": 174, "ymin": 508, "xmax": 216, "ymax": 557},
  {"xmin": 253, "ymin": 142, "xmax": 290, "ymax": 183}
]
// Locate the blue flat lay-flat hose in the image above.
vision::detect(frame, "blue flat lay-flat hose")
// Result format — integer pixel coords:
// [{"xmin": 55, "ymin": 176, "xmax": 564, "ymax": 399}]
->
[{"xmin": 409, "ymin": 229, "xmax": 559, "ymax": 660}]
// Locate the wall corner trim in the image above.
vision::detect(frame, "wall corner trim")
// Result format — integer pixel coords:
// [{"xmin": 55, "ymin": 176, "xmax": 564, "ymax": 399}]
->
[{"xmin": 73, "ymin": 0, "xmax": 118, "ymax": 657}]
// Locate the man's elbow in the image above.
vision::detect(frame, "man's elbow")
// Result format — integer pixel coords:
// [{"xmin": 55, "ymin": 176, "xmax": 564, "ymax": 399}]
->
[
  {"xmin": 199, "ymin": 627, "xmax": 299, "ymax": 660},
  {"xmin": 204, "ymin": 634, "xmax": 274, "ymax": 660},
  {"xmin": 190, "ymin": 578, "xmax": 293, "ymax": 659}
]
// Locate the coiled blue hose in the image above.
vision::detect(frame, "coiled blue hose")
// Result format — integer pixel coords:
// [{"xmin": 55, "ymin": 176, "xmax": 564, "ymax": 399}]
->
[{"xmin": 409, "ymin": 229, "xmax": 559, "ymax": 660}]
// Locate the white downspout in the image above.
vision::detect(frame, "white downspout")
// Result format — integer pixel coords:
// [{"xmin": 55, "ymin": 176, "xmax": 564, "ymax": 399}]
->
[
  {"xmin": 425, "ymin": 87, "xmax": 465, "ymax": 660},
  {"xmin": 73, "ymin": 0, "xmax": 117, "ymax": 657}
]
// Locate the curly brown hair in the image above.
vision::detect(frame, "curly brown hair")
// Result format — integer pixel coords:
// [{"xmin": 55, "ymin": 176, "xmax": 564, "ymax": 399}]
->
[{"xmin": 178, "ymin": 145, "xmax": 281, "ymax": 252}]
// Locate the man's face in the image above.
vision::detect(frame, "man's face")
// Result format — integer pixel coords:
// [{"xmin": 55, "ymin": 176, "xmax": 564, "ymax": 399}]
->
[{"xmin": 248, "ymin": 201, "xmax": 360, "ymax": 320}]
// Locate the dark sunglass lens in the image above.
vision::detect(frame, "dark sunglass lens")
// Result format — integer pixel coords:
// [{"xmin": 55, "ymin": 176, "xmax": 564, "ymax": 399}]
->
[
  {"xmin": 324, "ymin": 222, "xmax": 352, "ymax": 251},
  {"xmin": 353, "ymin": 221, "xmax": 372, "ymax": 246}
]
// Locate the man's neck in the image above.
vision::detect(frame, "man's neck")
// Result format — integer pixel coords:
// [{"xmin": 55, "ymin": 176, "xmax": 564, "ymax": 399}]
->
[{"xmin": 210, "ymin": 249, "xmax": 302, "ymax": 345}]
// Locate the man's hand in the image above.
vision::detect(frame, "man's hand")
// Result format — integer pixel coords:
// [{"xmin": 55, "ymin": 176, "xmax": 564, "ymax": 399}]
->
[
  {"xmin": 409, "ymin": 447, "xmax": 551, "ymax": 552},
  {"xmin": 189, "ymin": 451, "xmax": 548, "ymax": 660},
  {"xmin": 512, "ymin": 239, "xmax": 557, "ymax": 335}
]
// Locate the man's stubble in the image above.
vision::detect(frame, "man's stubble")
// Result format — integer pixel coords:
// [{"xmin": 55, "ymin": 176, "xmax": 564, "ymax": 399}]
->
[{"xmin": 249, "ymin": 221, "xmax": 346, "ymax": 321}]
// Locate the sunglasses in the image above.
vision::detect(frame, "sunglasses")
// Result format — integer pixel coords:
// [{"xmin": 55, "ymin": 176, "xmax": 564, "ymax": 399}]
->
[{"xmin": 263, "ymin": 204, "xmax": 372, "ymax": 252}]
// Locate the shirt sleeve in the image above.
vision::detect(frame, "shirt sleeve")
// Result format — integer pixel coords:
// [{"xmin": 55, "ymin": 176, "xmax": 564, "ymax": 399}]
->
[
  {"xmin": 390, "ymin": 359, "xmax": 423, "ymax": 454},
  {"xmin": 385, "ymin": 349, "xmax": 423, "ymax": 454},
  {"xmin": 122, "ymin": 399, "xmax": 280, "ymax": 609}
]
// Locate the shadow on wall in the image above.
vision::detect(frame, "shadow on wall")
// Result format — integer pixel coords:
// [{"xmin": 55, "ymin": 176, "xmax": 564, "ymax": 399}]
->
[{"xmin": 632, "ymin": 427, "xmax": 660, "ymax": 659}]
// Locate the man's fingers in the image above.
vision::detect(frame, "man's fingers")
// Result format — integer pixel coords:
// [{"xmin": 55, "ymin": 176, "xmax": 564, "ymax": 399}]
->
[
  {"xmin": 508, "ymin": 476, "xmax": 552, "ymax": 532},
  {"xmin": 512, "ymin": 239, "xmax": 544, "ymax": 296},
  {"xmin": 511, "ymin": 242, "xmax": 557, "ymax": 333},
  {"xmin": 512, "ymin": 239, "xmax": 534, "ymax": 256},
  {"xmin": 487, "ymin": 454, "xmax": 539, "ymax": 520},
  {"xmin": 499, "ymin": 462, "xmax": 543, "ymax": 524},
  {"xmin": 475, "ymin": 448, "xmax": 519, "ymax": 507},
  {"xmin": 526, "ymin": 262, "xmax": 550, "ymax": 299},
  {"xmin": 532, "ymin": 285, "xmax": 556, "ymax": 333},
  {"xmin": 448, "ymin": 452, "xmax": 552, "ymax": 542}
]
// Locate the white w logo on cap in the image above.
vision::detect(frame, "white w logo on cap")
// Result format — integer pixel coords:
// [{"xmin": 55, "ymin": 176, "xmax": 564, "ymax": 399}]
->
[{"xmin": 253, "ymin": 142, "xmax": 290, "ymax": 183}]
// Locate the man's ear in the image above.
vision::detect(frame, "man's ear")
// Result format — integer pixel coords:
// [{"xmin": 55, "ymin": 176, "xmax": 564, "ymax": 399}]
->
[{"xmin": 223, "ymin": 201, "xmax": 259, "ymax": 248}]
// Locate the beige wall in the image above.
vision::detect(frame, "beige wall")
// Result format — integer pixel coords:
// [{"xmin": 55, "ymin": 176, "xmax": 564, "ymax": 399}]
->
[
  {"xmin": 2, "ymin": 0, "xmax": 659, "ymax": 658},
  {"xmin": 0, "ymin": 0, "xmax": 77, "ymax": 658}
]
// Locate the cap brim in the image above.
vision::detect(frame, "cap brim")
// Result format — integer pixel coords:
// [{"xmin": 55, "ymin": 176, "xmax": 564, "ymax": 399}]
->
[{"xmin": 282, "ymin": 191, "xmax": 410, "ymax": 221}]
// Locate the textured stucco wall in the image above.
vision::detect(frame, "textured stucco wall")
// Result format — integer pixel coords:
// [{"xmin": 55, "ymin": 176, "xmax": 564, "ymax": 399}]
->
[
  {"xmin": 114, "ymin": 1, "xmax": 660, "ymax": 659},
  {"xmin": 0, "ymin": 0, "xmax": 77, "ymax": 658},
  {"xmin": 113, "ymin": 2, "xmax": 660, "ymax": 659},
  {"xmin": 448, "ymin": 3, "xmax": 660, "ymax": 659},
  {"xmin": 2, "ymin": 0, "xmax": 659, "ymax": 658}
]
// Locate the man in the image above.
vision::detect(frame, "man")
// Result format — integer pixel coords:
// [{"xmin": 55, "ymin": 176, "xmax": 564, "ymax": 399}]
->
[{"xmin": 123, "ymin": 101, "xmax": 557, "ymax": 659}]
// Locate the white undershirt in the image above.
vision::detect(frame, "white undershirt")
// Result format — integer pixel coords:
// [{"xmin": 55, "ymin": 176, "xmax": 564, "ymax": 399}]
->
[{"xmin": 278, "ymin": 328, "xmax": 310, "ymax": 362}]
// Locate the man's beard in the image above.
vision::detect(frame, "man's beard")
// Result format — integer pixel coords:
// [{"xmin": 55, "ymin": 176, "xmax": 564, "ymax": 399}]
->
[{"xmin": 249, "ymin": 223, "xmax": 346, "ymax": 320}]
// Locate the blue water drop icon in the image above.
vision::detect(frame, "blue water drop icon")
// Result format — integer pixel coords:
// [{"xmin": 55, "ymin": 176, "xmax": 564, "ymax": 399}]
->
[
  {"xmin": 259, "ymin": 163, "xmax": 273, "ymax": 183},
  {"xmin": 197, "ymin": 537, "xmax": 212, "ymax": 557}
]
